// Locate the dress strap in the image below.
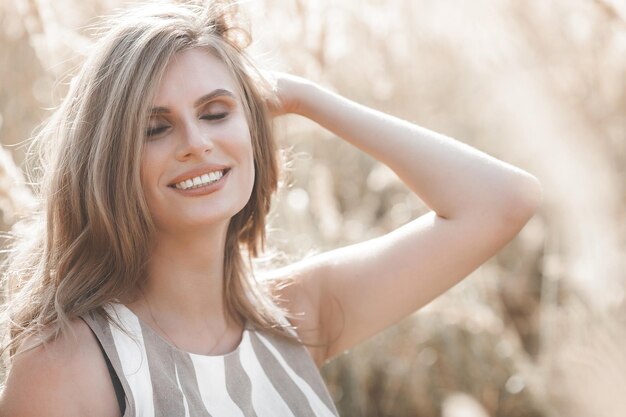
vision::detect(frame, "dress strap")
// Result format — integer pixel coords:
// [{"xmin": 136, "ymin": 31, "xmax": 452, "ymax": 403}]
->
[
  {"xmin": 79, "ymin": 309, "xmax": 134, "ymax": 416},
  {"xmin": 91, "ymin": 325, "xmax": 126, "ymax": 416}
]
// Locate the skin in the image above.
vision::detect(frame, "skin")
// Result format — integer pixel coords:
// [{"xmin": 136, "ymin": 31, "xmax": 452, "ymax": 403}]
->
[
  {"xmin": 124, "ymin": 49, "xmax": 256, "ymax": 354},
  {"xmin": 270, "ymin": 73, "xmax": 542, "ymax": 365},
  {"xmin": 0, "ymin": 48, "xmax": 542, "ymax": 416}
]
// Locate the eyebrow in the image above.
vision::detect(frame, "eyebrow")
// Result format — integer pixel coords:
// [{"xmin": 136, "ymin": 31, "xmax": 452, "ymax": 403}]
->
[{"xmin": 149, "ymin": 88, "xmax": 236, "ymax": 115}]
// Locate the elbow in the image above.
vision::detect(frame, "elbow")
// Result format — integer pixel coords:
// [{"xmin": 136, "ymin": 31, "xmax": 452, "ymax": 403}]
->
[{"xmin": 501, "ymin": 173, "xmax": 543, "ymax": 226}]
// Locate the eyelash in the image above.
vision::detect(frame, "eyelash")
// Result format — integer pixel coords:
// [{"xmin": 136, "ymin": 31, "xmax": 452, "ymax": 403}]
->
[
  {"xmin": 201, "ymin": 112, "xmax": 228, "ymax": 121},
  {"xmin": 146, "ymin": 125, "xmax": 168, "ymax": 137},
  {"xmin": 145, "ymin": 112, "xmax": 229, "ymax": 138}
]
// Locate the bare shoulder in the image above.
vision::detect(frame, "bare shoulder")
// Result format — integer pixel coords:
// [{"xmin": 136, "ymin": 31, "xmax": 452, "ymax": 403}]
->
[
  {"xmin": 0, "ymin": 318, "xmax": 121, "ymax": 417},
  {"xmin": 264, "ymin": 259, "xmax": 333, "ymax": 367}
]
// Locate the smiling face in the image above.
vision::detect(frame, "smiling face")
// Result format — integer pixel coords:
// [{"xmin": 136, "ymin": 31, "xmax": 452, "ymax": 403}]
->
[{"xmin": 140, "ymin": 48, "xmax": 255, "ymax": 235}]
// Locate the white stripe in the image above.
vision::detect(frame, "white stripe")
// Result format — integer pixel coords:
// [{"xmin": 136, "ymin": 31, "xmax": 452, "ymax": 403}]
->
[
  {"xmin": 238, "ymin": 332, "xmax": 296, "ymax": 417},
  {"xmin": 106, "ymin": 304, "xmax": 155, "ymax": 417},
  {"xmin": 174, "ymin": 362, "xmax": 191, "ymax": 417},
  {"xmin": 190, "ymin": 355, "xmax": 245, "ymax": 417},
  {"xmin": 256, "ymin": 333, "xmax": 336, "ymax": 417}
]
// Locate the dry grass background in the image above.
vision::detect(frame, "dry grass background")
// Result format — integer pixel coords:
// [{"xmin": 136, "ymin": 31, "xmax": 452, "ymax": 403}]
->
[{"xmin": 1, "ymin": 0, "xmax": 625, "ymax": 416}]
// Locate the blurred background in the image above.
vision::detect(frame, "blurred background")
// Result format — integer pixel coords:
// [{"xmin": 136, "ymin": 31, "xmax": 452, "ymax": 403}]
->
[{"xmin": 1, "ymin": 0, "xmax": 625, "ymax": 416}]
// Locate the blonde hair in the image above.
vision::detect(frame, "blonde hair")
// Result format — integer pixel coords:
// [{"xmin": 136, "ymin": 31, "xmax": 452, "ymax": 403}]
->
[{"xmin": 1, "ymin": 1, "xmax": 290, "ymax": 361}]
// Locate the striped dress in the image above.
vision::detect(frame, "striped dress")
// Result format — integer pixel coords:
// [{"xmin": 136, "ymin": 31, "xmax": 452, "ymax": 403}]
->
[{"xmin": 81, "ymin": 303, "xmax": 340, "ymax": 417}]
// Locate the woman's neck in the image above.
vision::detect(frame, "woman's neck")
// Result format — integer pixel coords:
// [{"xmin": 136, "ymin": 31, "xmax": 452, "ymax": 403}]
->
[
  {"xmin": 123, "ymin": 221, "xmax": 247, "ymax": 355},
  {"xmin": 135, "ymin": 221, "xmax": 230, "ymax": 325}
]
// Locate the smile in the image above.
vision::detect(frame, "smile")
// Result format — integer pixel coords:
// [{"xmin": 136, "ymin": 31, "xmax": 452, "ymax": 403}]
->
[{"xmin": 172, "ymin": 169, "xmax": 229, "ymax": 190}]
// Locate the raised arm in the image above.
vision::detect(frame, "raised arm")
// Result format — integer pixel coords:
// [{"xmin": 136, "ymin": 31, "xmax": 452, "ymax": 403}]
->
[{"xmin": 270, "ymin": 74, "xmax": 542, "ymax": 366}]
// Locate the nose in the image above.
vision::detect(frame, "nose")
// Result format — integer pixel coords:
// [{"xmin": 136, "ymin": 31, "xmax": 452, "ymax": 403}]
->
[{"xmin": 176, "ymin": 122, "xmax": 214, "ymax": 160}]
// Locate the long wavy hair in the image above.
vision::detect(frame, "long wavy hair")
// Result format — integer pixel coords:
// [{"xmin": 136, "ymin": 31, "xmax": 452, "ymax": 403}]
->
[{"xmin": 1, "ymin": 1, "xmax": 290, "ymax": 361}]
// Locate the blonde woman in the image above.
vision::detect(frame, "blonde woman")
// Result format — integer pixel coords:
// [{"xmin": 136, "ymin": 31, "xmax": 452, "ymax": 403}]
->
[{"xmin": 0, "ymin": 2, "xmax": 542, "ymax": 416}]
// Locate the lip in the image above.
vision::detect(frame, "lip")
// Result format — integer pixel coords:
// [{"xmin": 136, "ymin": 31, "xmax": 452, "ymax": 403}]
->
[
  {"xmin": 169, "ymin": 168, "xmax": 231, "ymax": 197},
  {"xmin": 167, "ymin": 164, "xmax": 231, "ymax": 187}
]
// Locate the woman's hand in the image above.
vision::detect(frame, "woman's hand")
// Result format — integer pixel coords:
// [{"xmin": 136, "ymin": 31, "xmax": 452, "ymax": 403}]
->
[{"xmin": 264, "ymin": 72, "xmax": 311, "ymax": 117}]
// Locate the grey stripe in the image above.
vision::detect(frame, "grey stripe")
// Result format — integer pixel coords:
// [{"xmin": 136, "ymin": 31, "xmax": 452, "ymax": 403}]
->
[
  {"xmin": 174, "ymin": 351, "xmax": 213, "ymax": 417},
  {"xmin": 224, "ymin": 348, "xmax": 258, "ymax": 417},
  {"xmin": 249, "ymin": 331, "xmax": 317, "ymax": 417},
  {"xmin": 260, "ymin": 332, "xmax": 338, "ymax": 414},
  {"xmin": 82, "ymin": 311, "xmax": 136, "ymax": 417},
  {"xmin": 140, "ymin": 322, "xmax": 186, "ymax": 417},
  {"xmin": 84, "ymin": 307, "xmax": 338, "ymax": 417}
]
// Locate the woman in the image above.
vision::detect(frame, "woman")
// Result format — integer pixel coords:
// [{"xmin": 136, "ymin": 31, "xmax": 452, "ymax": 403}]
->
[{"xmin": 0, "ymin": 2, "xmax": 542, "ymax": 416}]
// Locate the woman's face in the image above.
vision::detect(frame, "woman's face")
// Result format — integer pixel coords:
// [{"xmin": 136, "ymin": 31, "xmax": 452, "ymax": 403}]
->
[{"xmin": 140, "ymin": 48, "xmax": 254, "ymax": 234}]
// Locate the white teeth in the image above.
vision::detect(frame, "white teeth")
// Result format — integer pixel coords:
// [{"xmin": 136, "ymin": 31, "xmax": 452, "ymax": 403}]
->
[{"xmin": 175, "ymin": 170, "xmax": 224, "ymax": 190}]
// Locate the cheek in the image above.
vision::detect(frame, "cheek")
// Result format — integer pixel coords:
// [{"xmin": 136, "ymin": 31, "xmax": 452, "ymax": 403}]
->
[{"xmin": 226, "ymin": 127, "xmax": 255, "ymax": 178}]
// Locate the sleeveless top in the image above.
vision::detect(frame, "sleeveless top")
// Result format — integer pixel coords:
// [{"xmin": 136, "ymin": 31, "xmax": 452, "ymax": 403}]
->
[{"xmin": 80, "ymin": 303, "xmax": 340, "ymax": 417}]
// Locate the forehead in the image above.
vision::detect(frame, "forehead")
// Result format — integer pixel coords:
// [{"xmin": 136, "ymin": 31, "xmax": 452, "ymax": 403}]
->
[{"xmin": 152, "ymin": 48, "xmax": 240, "ymax": 107}]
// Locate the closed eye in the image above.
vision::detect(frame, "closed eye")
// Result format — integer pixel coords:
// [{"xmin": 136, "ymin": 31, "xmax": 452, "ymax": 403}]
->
[
  {"xmin": 146, "ymin": 125, "xmax": 170, "ymax": 137},
  {"xmin": 201, "ymin": 112, "xmax": 228, "ymax": 121}
]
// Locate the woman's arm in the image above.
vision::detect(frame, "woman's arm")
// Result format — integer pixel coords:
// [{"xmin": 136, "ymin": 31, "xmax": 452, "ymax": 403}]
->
[{"xmin": 271, "ymin": 74, "xmax": 542, "ymax": 366}]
